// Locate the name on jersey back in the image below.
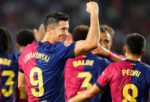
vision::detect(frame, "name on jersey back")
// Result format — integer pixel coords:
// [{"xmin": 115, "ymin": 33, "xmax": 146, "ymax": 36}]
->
[
  {"xmin": 122, "ymin": 69, "xmax": 141, "ymax": 77},
  {"xmin": 73, "ymin": 60, "xmax": 94, "ymax": 67},
  {"xmin": 24, "ymin": 52, "xmax": 50, "ymax": 63},
  {"xmin": 0, "ymin": 58, "xmax": 11, "ymax": 66}
]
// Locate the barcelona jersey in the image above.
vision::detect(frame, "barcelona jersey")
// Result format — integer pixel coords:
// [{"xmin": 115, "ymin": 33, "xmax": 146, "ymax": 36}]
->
[
  {"xmin": 65, "ymin": 53, "xmax": 110, "ymax": 102},
  {"xmin": 0, "ymin": 53, "xmax": 19, "ymax": 102},
  {"xmin": 19, "ymin": 41, "xmax": 75, "ymax": 102},
  {"xmin": 100, "ymin": 53, "xmax": 126, "ymax": 102},
  {"xmin": 96, "ymin": 59, "xmax": 150, "ymax": 102}
]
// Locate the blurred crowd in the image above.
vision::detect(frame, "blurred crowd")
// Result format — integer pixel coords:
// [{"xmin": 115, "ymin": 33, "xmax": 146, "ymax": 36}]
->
[{"xmin": 0, "ymin": 0, "xmax": 150, "ymax": 64}]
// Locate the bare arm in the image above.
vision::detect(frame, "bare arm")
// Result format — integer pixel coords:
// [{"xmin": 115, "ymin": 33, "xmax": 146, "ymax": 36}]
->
[
  {"xmin": 92, "ymin": 46, "xmax": 125, "ymax": 62},
  {"xmin": 74, "ymin": 1, "xmax": 100, "ymax": 56},
  {"xmin": 68, "ymin": 84, "xmax": 102, "ymax": 102},
  {"xmin": 33, "ymin": 24, "xmax": 45, "ymax": 41},
  {"xmin": 18, "ymin": 72, "xmax": 28, "ymax": 98}
]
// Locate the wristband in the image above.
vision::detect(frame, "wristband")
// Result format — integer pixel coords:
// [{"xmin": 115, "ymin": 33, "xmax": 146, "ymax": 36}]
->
[{"xmin": 109, "ymin": 52, "xmax": 115, "ymax": 59}]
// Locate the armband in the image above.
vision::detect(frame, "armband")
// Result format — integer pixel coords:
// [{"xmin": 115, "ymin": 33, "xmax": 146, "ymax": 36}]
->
[{"xmin": 109, "ymin": 52, "xmax": 115, "ymax": 59}]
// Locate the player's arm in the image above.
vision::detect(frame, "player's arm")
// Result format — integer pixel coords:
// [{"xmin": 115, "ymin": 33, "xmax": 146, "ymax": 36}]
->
[
  {"xmin": 33, "ymin": 24, "xmax": 45, "ymax": 41},
  {"xmin": 68, "ymin": 84, "xmax": 102, "ymax": 102},
  {"xmin": 92, "ymin": 46, "xmax": 125, "ymax": 62},
  {"xmin": 74, "ymin": 1, "xmax": 100, "ymax": 57},
  {"xmin": 18, "ymin": 72, "xmax": 28, "ymax": 98}
]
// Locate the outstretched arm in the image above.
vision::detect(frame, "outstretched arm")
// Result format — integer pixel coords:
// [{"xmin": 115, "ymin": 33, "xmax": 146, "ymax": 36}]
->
[
  {"xmin": 68, "ymin": 84, "xmax": 102, "ymax": 102},
  {"xmin": 92, "ymin": 46, "xmax": 125, "ymax": 62},
  {"xmin": 74, "ymin": 1, "xmax": 100, "ymax": 56}
]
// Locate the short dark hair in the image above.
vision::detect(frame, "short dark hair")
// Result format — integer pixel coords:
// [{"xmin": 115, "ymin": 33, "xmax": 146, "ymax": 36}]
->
[
  {"xmin": 72, "ymin": 25, "xmax": 89, "ymax": 41},
  {"xmin": 0, "ymin": 27, "xmax": 12, "ymax": 54},
  {"xmin": 16, "ymin": 29, "xmax": 35, "ymax": 46},
  {"xmin": 44, "ymin": 12, "xmax": 70, "ymax": 31},
  {"xmin": 126, "ymin": 33, "xmax": 146, "ymax": 56}
]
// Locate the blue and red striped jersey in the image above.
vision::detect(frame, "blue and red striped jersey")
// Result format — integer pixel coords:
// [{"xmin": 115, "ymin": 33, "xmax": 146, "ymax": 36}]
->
[
  {"xmin": 65, "ymin": 53, "xmax": 110, "ymax": 102},
  {"xmin": 0, "ymin": 53, "xmax": 19, "ymax": 102},
  {"xmin": 19, "ymin": 41, "xmax": 75, "ymax": 102},
  {"xmin": 96, "ymin": 59, "xmax": 150, "ymax": 102}
]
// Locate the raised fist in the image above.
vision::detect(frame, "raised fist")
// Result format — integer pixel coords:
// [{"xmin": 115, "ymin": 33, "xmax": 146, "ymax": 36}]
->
[{"xmin": 86, "ymin": 1, "xmax": 99, "ymax": 15}]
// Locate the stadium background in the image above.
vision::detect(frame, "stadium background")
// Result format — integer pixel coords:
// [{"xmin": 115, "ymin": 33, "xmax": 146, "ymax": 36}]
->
[{"xmin": 0, "ymin": 0, "xmax": 149, "ymax": 65}]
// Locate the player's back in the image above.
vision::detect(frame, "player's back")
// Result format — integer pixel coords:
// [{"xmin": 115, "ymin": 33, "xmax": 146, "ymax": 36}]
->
[
  {"xmin": 65, "ymin": 53, "xmax": 110, "ymax": 102},
  {"xmin": 106, "ymin": 59, "xmax": 150, "ymax": 102},
  {"xmin": 0, "ymin": 53, "xmax": 19, "ymax": 102},
  {"xmin": 19, "ymin": 41, "xmax": 75, "ymax": 102},
  {"xmin": 100, "ymin": 53, "xmax": 125, "ymax": 102}
]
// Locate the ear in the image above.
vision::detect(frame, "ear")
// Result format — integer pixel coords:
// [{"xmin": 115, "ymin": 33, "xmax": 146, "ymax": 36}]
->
[
  {"xmin": 16, "ymin": 43, "xmax": 20, "ymax": 49},
  {"xmin": 141, "ymin": 49, "xmax": 146, "ymax": 56},
  {"xmin": 123, "ymin": 45, "xmax": 127, "ymax": 54},
  {"xmin": 46, "ymin": 26, "xmax": 51, "ymax": 33}
]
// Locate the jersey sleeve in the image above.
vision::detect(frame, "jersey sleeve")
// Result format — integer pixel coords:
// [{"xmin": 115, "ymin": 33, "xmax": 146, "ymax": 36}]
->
[
  {"xmin": 95, "ymin": 63, "xmax": 114, "ymax": 90},
  {"xmin": 57, "ymin": 41, "xmax": 76, "ymax": 59}
]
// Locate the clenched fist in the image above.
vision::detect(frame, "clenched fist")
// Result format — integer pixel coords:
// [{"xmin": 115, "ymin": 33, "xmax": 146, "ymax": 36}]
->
[{"xmin": 86, "ymin": 1, "xmax": 99, "ymax": 16}]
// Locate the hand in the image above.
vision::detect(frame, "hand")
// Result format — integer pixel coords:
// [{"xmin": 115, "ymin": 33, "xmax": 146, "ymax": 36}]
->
[
  {"xmin": 33, "ymin": 24, "xmax": 45, "ymax": 41},
  {"xmin": 86, "ymin": 1, "xmax": 99, "ymax": 15},
  {"xmin": 92, "ymin": 46, "xmax": 109, "ymax": 57}
]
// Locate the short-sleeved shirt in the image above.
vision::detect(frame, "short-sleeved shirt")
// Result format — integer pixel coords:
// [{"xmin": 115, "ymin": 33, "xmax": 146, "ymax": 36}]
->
[
  {"xmin": 0, "ymin": 53, "xmax": 19, "ymax": 102},
  {"xmin": 96, "ymin": 59, "xmax": 150, "ymax": 102},
  {"xmin": 19, "ymin": 41, "xmax": 75, "ymax": 102},
  {"xmin": 100, "ymin": 53, "xmax": 125, "ymax": 102},
  {"xmin": 65, "ymin": 53, "xmax": 110, "ymax": 102}
]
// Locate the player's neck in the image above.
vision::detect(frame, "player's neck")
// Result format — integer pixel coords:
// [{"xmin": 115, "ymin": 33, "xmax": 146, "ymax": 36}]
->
[
  {"xmin": 18, "ymin": 46, "xmax": 24, "ymax": 53},
  {"xmin": 125, "ymin": 53, "xmax": 141, "ymax": 61}
]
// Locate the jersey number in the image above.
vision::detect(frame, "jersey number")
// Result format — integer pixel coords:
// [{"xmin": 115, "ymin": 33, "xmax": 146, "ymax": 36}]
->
[
  {"xmin": 30, "ymin": 67, "xmax": 44, "ymax": 97},
  {"xmin": 122, "ymin": 84, "xmax": 138, "ymax": 102},
  {"xmin": 2, "ymin": 70, "xmax": 15, "ymax": 97},
  {"xmin": 77, "ymin": 72, "xmax": 92, "ymax": 94}
]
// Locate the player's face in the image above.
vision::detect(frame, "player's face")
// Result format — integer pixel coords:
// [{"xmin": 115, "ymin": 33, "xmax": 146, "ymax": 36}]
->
[
  {"xmin": 52, "ymin": 21, "xmax": 69, "ymax": 42},
  {"xmin": 99, "ymin": 32, "xmax": 112, "ymax": 50}
]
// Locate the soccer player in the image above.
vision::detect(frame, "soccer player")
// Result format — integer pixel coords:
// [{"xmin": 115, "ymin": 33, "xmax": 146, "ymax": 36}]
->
[
  {"xmin": 99, "ymin": 25, "xmax": 114, "ymax": 51},
  {"xmin": 65, "ymin": 25, "xmax": 110, "ymax": 102},
  {"xmin": 18, "ymin": 1, "xmax": 100, "ymax": 102},
  {"xmin": 92, "ymin": 25, "xmax": 125, "ymax": 62},
  {"xmin": 16, "ymin": 29, "xmax": 35, "ymax": 53},
  {"xmin": 0, "ymin": 27, "xmax": 19, "ymax": 102},
  {"xmin": 69, "ymin": 33, "xmax": 150, "ymax": 102},
  {"xmin": 93, "ymin": 25, "xmax": 125, "ymax": 102},
  {"xmin": 16, "ymin": 29, "xmax": 35, "ymax": 102}
]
